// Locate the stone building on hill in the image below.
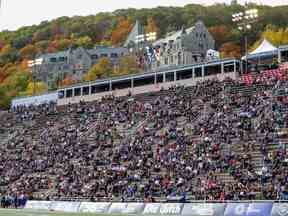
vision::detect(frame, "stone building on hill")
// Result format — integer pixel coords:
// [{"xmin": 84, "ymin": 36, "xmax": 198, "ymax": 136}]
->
[
  {"xmin": 152, "ymin": 21, "xmax": 215, "ymax": 68},
  {"xmin": 32, "ymin": 20, "xmax": 214, "ymax": 89},
  {"xmin": 33, "ymin": 46, "xmax": 128, "ymax": 89},
  {"xmin": 124, "ymin": 20, "xmax": 215, "ymax": 69}
]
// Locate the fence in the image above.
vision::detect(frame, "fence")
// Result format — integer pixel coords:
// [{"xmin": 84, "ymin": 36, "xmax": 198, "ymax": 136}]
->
[{"xmin": 24, "ymin": 200, "xmax": 288, "ymax": 216}]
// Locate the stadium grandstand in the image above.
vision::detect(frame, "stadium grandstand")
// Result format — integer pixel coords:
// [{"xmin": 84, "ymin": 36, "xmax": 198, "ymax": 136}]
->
[
  {"xmin": 1, "ymin": 15, "xmax": 288, "ymax": 216},
  {"xmin": 2, "ymin": 55, "xmax": 288, "ymax": 203}
]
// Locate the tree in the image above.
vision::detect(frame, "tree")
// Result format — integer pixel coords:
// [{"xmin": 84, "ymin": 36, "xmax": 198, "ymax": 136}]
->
[
  {"xmin": 209, "ymin": 25, "xmax": 231, "ymax": 49},
  {"xmin": 0, "ymin": 65, "xmax": 31, "ymax": 108},
  {"xmin": 249, "ymin": 26, "xmax": 288, "ymax": 53},
  {"xmin": 75, "ymin": 36, "xmax": 93, "ymax": 48},
  {"xmin": 35, "ymin": 40, "xmax": 50, "ymax": 53},
  {"xmin": 0, "ymin": 85, "xmax": 13, "ymax": 109},
  {"xmin": 84, "ymin": 57, "xmax": 113, "ymax": 81},
  {"xmin": 19, "ymin": 44, "xmax": 38, "ymax": 60},
  {"xmin": 25, "ymin": 81, "xmax": 48, "ymax": 96},
  {"xmin": 56, "ymin": 38, "xmax": 73, "ymax": 51},
  {"xmin": 111, "ymin": 17, "xmax": 133, "ymax": 46},
  {"xmin": 145, "ymin": 17, "xmax": 160, "ymax": 38},
  {"xmin": 231, "ymin": 0, "xmax": 238, "ymax": 5},
  {"xmin": 117, "ymin": 55, "xmax": 141, "ymax": 76},
  {"xmin": 0, "ymin": 63, "xmax": 15, "ymax": 83},
  {"xmin": 219, "ymin": 42, "xmax": 241, "ymax": 58},
  {"xmin": 0, "ymin": 44, "xmax": 17, "ymax": 65},
  {"xmin": 59, "ymin": 75, "xmax": 76, "ymax": 87},
  {"xmin": 46, "ymin": 41, "xmax": 58, "ymax": 53}
]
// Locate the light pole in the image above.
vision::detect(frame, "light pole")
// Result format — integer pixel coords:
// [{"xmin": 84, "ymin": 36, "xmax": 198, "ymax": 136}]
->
[
  {"xmin": 28, "ymin": 58, "xmax": 43, "ymax": 96},
  {"xmin": 232, "ymin": 9, "xmax": 258, "ymax": 74}
]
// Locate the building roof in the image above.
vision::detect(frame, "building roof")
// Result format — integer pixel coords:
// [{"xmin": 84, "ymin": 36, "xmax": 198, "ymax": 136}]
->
[
  {"xmin": 87, "ymin": 46, "xmax": 128, "ymax": 55},
  {"xmin": 153, "ymin": 26, "xmax": 195, "ymax": 46},
  {"xmin": 40, "ymin": 50, "xmax": 70, "ymax": 60},
  {"xmin": 39, "ymin": 46, "xmax": 128, "ymax": 60},
  {"xmin": 124, "ymin": 20, "xmax": 145, "ymax": 47}
]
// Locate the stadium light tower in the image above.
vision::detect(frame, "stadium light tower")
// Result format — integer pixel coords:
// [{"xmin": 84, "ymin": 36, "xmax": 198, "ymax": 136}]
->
[
  {"xmin": 135, "ymin": 32, "xmax": 157, "ymax": 49},
  {"xmin": 28, "ymin": 58, "xmax": 43, "ymax": 96},
  {"xmin": 232, "ymin": 8, "xmax": 258, "ymax": 73},
  {"xmin": 135, "ymin": 32, "xmax": 157, "ymax": 71}
]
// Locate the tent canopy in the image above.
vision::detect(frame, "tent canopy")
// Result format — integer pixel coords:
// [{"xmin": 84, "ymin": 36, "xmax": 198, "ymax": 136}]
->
[{"xmin": 242, "ymin": 38, "xmax": 278, "ymax": 60}]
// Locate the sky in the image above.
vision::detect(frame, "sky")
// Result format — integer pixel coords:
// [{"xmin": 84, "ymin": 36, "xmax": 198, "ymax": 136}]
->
[{"xmin": 0, "ymin": 0, "xmax": 287, "ymax": 31}]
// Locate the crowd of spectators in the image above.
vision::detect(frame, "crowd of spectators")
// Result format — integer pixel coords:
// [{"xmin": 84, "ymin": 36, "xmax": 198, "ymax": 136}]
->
[
  {"xmin": 0, "ymin": 69, "xmax": 288, "ymax": 204},
  {"xmin": 0, "ymin": 194, "xmax": 27, "ymax": 208}
]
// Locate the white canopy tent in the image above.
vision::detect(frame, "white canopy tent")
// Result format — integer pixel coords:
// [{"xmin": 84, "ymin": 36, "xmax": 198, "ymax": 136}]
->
[{"xmin": 242, "ymin": 38, "xmax": 278, "ymax": 60}]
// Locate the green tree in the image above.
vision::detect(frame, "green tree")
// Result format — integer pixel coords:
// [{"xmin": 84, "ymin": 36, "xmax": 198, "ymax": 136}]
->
[
  {"xmin": 84, "ymin": 57, "xmax": 113, "ymax": 81},
  {"xmin": 75, "ymin": 36, "xmax": 93, "ymax": 48},
  {"xmin": 24, "ymin": 81, "xmax": 48, "ymax": 96},
  {"xmin": 0, "ymin": 65, "xmax": 30, "ymax": 108},
  {"xmin": 117, "ymin": 55, "xmax": 140, "ymax": 76},
  {"xmin": 0, "ymin": 86, "xmax": 11, "ymax": 109},
  {"xmin": 0, "ymin": 44, "xmax": 17, "ymax": 65},
  {"xmin": 19, "ymin": 44, "xmax": 39, "ymax": 60}
]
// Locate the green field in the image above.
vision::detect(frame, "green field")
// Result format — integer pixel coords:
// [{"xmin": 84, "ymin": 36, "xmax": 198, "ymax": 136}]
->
[{"xmin": 0, "ymin": 209, "xmax": 119, "ymax": 216}]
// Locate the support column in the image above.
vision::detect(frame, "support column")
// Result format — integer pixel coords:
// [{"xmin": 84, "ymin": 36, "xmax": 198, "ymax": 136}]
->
[
  {"xmin": 163, "ymin": 73, "xmax": 166, "ymax": 83},
  {"xmin": 174, "ymin": 71, "xmax": 177, "ymax": 82},
  {"xmin": 109, "ymin": 80, "xmax": 112, "ymax": 92},
  {"xmin": 201, "ymin": 66, "xmax": 204, "ymax": 78},
  {"xmin": 221, "ymin": 63, "xmax": 224, "ymax": 74},
  {"xmin": 192, "ymin": 68, "xmax": 195, "ymax": 79}
]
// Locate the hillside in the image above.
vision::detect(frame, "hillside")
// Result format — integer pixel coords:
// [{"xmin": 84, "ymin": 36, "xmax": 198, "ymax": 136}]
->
[{"xmin": 0, "ymin": 3, "xmax": 288, "ymax": 108}]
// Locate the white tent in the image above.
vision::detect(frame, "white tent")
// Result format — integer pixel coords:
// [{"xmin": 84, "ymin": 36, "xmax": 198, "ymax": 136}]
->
[{"xmin": 242, "ymin": 38, "xmax": 278, "ymax": 60}]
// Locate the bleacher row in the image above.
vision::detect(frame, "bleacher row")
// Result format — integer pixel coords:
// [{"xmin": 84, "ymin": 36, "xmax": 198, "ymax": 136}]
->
[{"xmin": 0, "ymin": 68, "xmax": 288, "ymax": 202}]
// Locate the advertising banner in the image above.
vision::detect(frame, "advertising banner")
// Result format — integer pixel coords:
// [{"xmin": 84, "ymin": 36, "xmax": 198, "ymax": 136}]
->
[
  {"xmin": 224, "ymin": 203, "xmax": 249, "ymax": 216},
  {"xmin": 142, "ymin": 203, "xmax": 161, "ymax": 215},
  {"xmin": 24, "ymin": 201, "xmax": 51, "ymax": 210},
  {"xmin": 271, "ymin": 203, "xmax": 288, "ymax": 216},
  {"xmin": 182, "ymin": 203, "xmax": 226, "ymax": 216},
  {"xmin": 49, "ymin": 201, "xmax": 81, "ymax": 213},
  {"xmin": 108, "ymin": 203, "xmax": 127, "ymax": 214},
  {"xmin": 122, "ymin": 203, "xmax": 145, "ymax": 214},
  {"xmin": 246, "ymin": 202, "xmax": 273, "ymax": 216},
  {"xmin": 78, "ymin": 202, "xmax": 111, "ymax": 213},
  {"xmin": 159, "ymin": 203, "xmax": 184, "ymax": 215}
]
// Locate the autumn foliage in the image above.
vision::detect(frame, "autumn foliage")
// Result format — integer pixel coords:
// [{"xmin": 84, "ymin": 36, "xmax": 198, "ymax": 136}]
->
[
  {"xmin": 59, "ymin": 76, "xmax": 76, "ymax": 87},
  {"xmin": 111, "ymin": 17, "xmax": 133, "ymax": 46},
  {"xmin": 0, "ymin": 3, "xmax": 288, "ymax": 109}
]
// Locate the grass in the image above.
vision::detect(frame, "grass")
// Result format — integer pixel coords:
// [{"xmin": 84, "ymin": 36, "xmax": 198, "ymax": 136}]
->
[{"xmin": 0, "ymin": 209, "xmax": 119, "ymax": 216}]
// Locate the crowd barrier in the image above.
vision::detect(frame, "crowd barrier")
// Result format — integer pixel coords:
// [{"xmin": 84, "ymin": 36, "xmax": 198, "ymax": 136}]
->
[{"xmin": 24, "ymin": 200, "xmax": 288, "ymax": 216}]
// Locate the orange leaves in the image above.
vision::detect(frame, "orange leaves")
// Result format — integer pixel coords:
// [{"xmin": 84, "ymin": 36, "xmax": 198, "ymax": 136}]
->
[
  {"xmin": 19, "ymin": 44, "xmax": 39, "ymax": 60},
  {"xmin": 111, "ymin": 17, "xmax": 133, "ymax": 46},
  {"xmin": 209, "ymin": 25, "xmax": 231, "ymax": 48},
  {"xmin": 59, "ymin": 76, "xmax": 76, "ymax": 87},
  {"xmin": 219, "ymin": 42, "xmax": 241, "ymax": 58}
]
